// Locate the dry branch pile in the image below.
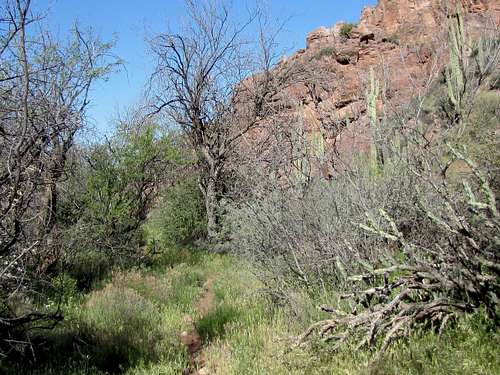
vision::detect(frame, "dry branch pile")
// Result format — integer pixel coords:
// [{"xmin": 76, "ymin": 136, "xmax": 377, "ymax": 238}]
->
[{"xmin": 299, "ymin": 149, "xmax": 499, "ymax": 353}]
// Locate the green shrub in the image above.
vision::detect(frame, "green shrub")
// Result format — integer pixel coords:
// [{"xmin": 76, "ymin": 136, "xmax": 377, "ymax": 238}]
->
[
  {"xmin": 58, "ymin": 125, "xmax": 182, "ymax": 288},
  {"xmin": 66, "ymin": 250, "xmax": 112, "ymax": 291},
  {"xmin": 339, "ymin": 23, "xmax": 356, "ymax": 39},
  {"xmin": 149, "ymin": 176, "xmax": 207, "ymax": 249},
  {"xmin": 314, "ymin": 46, "xmax": 334, "ymax": 60},
  {"xmin": 52, "ymin": 273, "xmax": 79, "ymax": 304}
]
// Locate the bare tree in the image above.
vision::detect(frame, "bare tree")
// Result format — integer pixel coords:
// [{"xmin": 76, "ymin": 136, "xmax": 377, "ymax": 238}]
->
[
  {"xmin": 0, "ymin": 0, "xmax": 117, "ymax": 353},
  {"xmin": 148, "ymin": 0, "xmax": 299, "ymax": 241}
]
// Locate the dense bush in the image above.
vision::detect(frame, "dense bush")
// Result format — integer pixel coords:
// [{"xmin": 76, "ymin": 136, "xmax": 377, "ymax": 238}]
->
[
  {"xmin": 58, "ymin": 124, "xmax": 181, "ymax": 288},
  {"xmin": 339, "ymin": 23, "xmax": 356, "ymax": 39},
  {"xmin": 231, "ymin": 154, "xmax": 420, "ymax": 294},
  {"xmin": 147, "ymin": 176, "xmax": 207, "ymax": 250},
  {"xmin": 232, "ymin": 115, "xmax": 499, "ymax": 350}
]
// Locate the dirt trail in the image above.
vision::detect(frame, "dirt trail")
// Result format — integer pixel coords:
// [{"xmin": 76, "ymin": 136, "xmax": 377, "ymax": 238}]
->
[{"xmin": 180, "ymin": 277, "xmax": 215, "ymax": 375}]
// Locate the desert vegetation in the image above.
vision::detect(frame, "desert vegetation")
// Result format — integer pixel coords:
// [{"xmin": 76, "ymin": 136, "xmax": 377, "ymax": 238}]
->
[{"xmin": 0, "ymin": 0, "xmax": 499, "ymax": 374}]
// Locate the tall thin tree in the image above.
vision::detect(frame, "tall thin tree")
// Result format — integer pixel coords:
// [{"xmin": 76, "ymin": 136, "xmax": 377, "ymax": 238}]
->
[{"xmin": 149, "ymin": 0, "xmax": 297, "ymax": 241}]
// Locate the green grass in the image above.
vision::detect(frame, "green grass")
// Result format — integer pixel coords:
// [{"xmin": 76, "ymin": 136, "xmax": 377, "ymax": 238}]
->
[
  {"xmin": 196, "ymin": 304, "xmax": 239, "ymax": 342},
  {"xmin": 3, "ymin": 250, "xmax": 498, "ymax": 374},
  {"xmin": 301, "ymin": 315, "xmax": 500, "ymax": 375},
  {"xmin": 340, "ymin": 23, "xmax": 356, "ymax": 39},
  {"xmin": 314, "ymin": 46, "xmax": 335, "ymax": 60}
]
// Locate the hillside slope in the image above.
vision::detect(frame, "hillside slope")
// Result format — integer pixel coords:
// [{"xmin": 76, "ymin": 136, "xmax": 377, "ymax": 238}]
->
[{"xmin": 243, "ymin": 0, "xmax": 499, "ymax": 175}]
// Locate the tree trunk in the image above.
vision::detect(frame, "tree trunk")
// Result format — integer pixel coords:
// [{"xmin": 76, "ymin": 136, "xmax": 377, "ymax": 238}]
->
[{"xmin": 204, "ymin": 174, "xmax": 220, "ymax": 242}]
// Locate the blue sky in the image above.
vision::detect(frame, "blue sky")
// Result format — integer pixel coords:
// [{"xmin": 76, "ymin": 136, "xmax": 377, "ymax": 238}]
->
[{"xmin": 35, "ymin": 0, "xmax": 376, "ymax": 133}]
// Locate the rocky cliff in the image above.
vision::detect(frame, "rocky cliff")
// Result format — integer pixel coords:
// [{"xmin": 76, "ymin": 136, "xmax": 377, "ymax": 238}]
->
[{"xmin": 247, "ymin": 0, "xmax": 499, "ymax": 177}]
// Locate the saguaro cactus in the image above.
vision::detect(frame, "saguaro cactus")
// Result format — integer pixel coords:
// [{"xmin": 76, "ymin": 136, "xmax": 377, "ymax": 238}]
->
[
  {"xmin": 311, "ymin": 128, "xmax": 326, "ymax": 163},
  {"xmin": 292, "ymin": 105, "xmax": 310, "ymax": 185},
  {"xmin": 291, "ymin": 104, "xmax": 328, "ymax": 185},
  {"xmin": 365, "ymin": 68, "xmax": 383, "ymax": 171},
  {"xmin": 446, "ymin": 7, "xmax": 469, "ymax": 124}
]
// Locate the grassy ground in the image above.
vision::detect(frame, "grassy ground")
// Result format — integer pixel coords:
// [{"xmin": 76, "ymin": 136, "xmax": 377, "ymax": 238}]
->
[{"xmin": 3, "ymin": 249, "xmax": 499, "ymax": 374}]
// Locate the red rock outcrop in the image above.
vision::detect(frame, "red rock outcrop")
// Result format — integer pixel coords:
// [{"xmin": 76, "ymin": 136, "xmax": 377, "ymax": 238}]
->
[{"xmin": 245, "ymin": 0, "xmax": 499, "ymax": 177}]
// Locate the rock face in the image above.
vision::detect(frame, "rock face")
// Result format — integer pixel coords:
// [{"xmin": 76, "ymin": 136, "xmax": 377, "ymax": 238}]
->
[
  {"xmin": 245, "ymin": 0, "xmax": 499, "ymax": 177},
  {"xmin": 358, "ymin": 0, "xmax": 499, "ymax": 42}
]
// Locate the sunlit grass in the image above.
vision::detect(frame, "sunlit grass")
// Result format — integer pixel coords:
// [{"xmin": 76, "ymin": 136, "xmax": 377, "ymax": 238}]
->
[{"xmin": 4, "ymin": 250, "xmax": 498, "ymax": 375}]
